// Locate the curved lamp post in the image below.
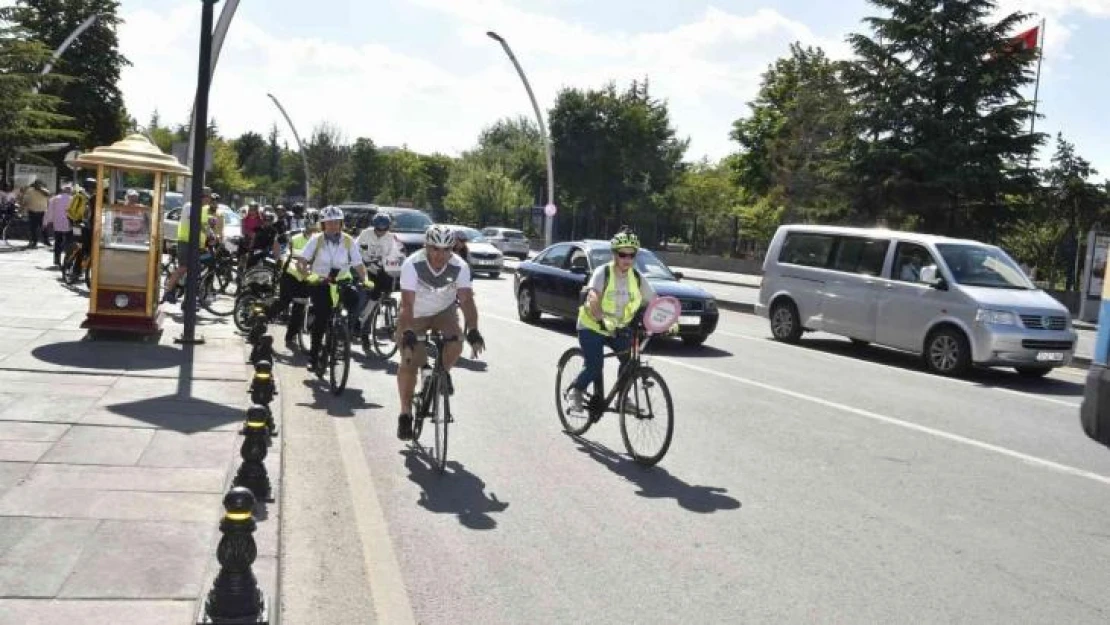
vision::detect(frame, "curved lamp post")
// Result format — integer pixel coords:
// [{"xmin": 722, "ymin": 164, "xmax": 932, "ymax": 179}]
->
[
  {"xmin": 486, "ymin": 30, "xmax": 555, "ymax": 246},
  {"xmin": 266, "ymin": 93, "xmax": 311, "ymax": 208},
  {"xmin": 185, "ymin": 0, "xmax": 241, "ymax": 176}
]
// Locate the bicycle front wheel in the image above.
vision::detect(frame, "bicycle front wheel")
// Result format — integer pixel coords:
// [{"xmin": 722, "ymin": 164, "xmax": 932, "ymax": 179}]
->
[
  {"xmin": 200, "ymin": 274, "xmax": 235, "ymax": 316},
  {"xmin": 370, "ymin": 300, "xmax": 399, "ymax": 359},
  {"xmin": 432, "ymin": 377, "xmax": 448, "ymax": 473},
  {"xmin": 555, "ymin": 348, "xmax": 594, "ymax": 436},
  {"xmin": 618, "ymin": 367, "xmax": 674, "ymax": 467},
  {"xmin": 296, "ymin": 305, "xmax": 311, "ymax": 353},
  {"xmin": 329, "ymin": 319, "xmax": 351, "ymax": 395},
  {"xmin": 233, "ymin": 294, "xmax": 262, "ymax": 334}
]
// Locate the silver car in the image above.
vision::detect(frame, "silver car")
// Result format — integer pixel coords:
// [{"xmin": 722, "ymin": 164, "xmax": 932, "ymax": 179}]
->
[
  {"xmin": 481, "ymin": 227, "xmax": 530, "ymax": 259},
  {"xmin": 756, "ymin": 225, "xmax": 1077, "ymax": 378}
]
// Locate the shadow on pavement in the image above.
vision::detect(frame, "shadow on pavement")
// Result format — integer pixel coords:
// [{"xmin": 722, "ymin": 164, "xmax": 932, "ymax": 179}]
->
[
  {"xmin": 297, "ymin": 378, "xmax": 380, "ymax": 417},
  {"xmin": 569, "ymin": 435, "xmax": 742, "ymax": 514},
  {"xmin": 401, "ymin": 449, "xmax": 509, "ymax": 530},
  {"xmin": 793, "ymin": 337, "xmax": 1084, "ymax": 399},
  {"xmin": 646, "ymin": 340, "xmax": 734, "ymax": 358},
  {"xmin": 32, "ymin": 340, "xmax": 181, "ymax": 370},
  {"xmin": 454, "ymin": 356, "xmax": 488, "ymax": 372}
]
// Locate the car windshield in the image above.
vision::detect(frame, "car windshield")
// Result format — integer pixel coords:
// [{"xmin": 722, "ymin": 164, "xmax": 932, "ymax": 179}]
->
[
  {"xmin": 388, "ymin": 211, "xmax": 433, "ymax": 233},
  {"xmin": 588, "ymin": 248, "xmax": 676, "ymax": 280},
  {"xmin": 457, "ymin": 227, "xmax": 488, "ymax": 243},
  {"xmin": 164, "ymin": 193, "xmax": 184, "ymax": 211},
  {"xmin": 936, "ymin": 243, "xmax": 1032, "ymax": 289}
]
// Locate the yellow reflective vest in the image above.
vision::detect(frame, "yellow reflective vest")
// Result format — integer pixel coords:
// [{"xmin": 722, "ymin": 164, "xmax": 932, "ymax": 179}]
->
[
  {"xmin": 176, "ymin": 204, "xmax": 210, "ymax": 247},
  {"xmin": 577, "ymin": 263, "xmax": 643, "ymax": 336},
  {"xmin": 285, "ymin": 232, "xmax": 311, "ymax": 281}
]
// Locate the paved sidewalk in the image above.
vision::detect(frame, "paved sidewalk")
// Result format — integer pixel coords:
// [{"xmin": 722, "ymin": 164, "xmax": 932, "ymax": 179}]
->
[{"xmin": 0, "ymin": 243, "xmax": 280, "ymax": 624}]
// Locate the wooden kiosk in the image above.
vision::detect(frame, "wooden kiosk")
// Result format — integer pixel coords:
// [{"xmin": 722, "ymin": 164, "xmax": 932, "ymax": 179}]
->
[{"xmin": 75, "ymin": 134, "xmax": 191, "ymax": 336}]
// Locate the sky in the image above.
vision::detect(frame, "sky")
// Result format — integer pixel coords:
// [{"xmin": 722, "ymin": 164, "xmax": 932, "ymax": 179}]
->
[{"xmin": 30, "ymin": 0, "xmax": 1110, "ymax": 175}]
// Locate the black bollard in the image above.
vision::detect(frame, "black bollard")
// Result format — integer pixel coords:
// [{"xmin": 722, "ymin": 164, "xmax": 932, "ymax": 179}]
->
[
  {"xmin": 248, "ymin": 364, "xmax": 276, "ymax": 406},
  {"xmin": 242, "ymin": 404, "xmax": 277, "ymax": 439},
  {"xmin": 198, "ymin": 487, "xmax": 268, "ymax": 624},
  {"xmin": 232, "ymin": 418, "xmax": 272, "ymax": 503},
  {"xmin": 248, "ymin": 335, "xmax": 273, "ymax": 366}
]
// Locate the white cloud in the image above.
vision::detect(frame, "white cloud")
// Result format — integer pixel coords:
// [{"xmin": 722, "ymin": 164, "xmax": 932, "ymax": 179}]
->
[{"xmin": 116, "ymin": 0, "xmax": 852, "ymax": 163}]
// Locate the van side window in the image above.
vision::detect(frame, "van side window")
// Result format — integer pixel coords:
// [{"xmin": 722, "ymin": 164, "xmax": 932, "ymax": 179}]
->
[
  {"xmin": 779, "ymin": 233, "xmax": 835, "ymax": 268},
  {"xmin": 832, "ymin": 237, "xmax": 890, "ymax": 276},
  {"xmin": 892, "ymin": 243, "xmax": 935, "ymax": 283}
]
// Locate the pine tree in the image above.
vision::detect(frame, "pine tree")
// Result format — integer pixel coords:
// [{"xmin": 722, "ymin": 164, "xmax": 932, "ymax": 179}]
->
[{"xmin": 845, "ymin": 0, "xmax": 1042, "ymax": 238}]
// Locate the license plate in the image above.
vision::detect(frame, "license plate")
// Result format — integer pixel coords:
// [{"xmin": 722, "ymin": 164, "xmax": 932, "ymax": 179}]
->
[
  {"xmin": 1036, "ymin": 352, "xmax": 1064, "ymax": 362},
  {"xmin": 679, "ymin": 315, "xmax": 700, "ymax": 326}
]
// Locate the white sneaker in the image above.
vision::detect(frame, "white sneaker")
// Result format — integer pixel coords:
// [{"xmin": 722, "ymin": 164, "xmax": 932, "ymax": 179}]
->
[{"xmin": 566, "ymin": 388, "xmax": 585, "ymax": 413}]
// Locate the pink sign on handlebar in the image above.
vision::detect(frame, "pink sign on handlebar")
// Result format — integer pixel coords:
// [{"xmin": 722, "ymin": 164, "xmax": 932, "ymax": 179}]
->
[{"xmin": 643, "ymin": 296, "xmax": 681, "ymax": 334}]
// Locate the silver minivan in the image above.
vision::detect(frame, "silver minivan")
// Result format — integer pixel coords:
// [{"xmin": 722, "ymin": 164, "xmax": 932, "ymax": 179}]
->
[{"xmin": 756, "ymin": 225, "xmax": 1077, "ymax": 377}]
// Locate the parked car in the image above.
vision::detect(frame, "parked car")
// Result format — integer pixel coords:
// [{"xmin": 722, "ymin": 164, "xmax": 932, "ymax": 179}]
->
[
  {"xmin": 162, "ymin": 203, "xmax": 241, "ymax": 253},
  {"xmin": 442, "ymin": 225, "xmax": 504, "ymax": 278},
  {"xmin": 757, "ymin": 224, "xmax": 1077, "ymax": 377},
  {"xmin": 514, "ymin": 240, "xmax": 719, "ymax": 346},
  {"xmin": 331, "ymin": 202, "xmax": 378, "ymax": 233},
  {"xmin": 481, "ymin": 226, "xmax": 530, "ymax": 259}
]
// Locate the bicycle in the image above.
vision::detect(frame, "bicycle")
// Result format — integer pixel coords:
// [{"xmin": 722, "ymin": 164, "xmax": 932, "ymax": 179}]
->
[
  {"xmin": 306, "ymin": 270, "xmax": 358, "ymax": 396},
  {"xmin": 356, "ymin": 285, "xmax": 399, "ymax": 359},
  {"xmin": 61, "ymin": 221, "xmax": 91, "ymax": 287},
  {"xmin": 554, "ymin": 320, "xmax": 675, "ymax": 466},
  {"xmin": 165, "ymin": 246, "xmax": 235, "ymax": 317},
  {"xmin": 409, "ymin": 330, "xmax": 456, "ymax": 473}
]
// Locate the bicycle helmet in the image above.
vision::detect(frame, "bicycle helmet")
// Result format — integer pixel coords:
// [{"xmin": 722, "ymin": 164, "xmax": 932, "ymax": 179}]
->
[
  {"xmin": 262, "ymin": 210, "xmax": 276, "ymax": 223},
  {"xmin": 320, "ymin": 206, "xmax": 344, "ymax": 223},
  {"xmin": 610, "ymin": 230, "xmax": 640, "ymax": 251},
  {"xmin": 424, "ymin": 224, "xmax": 456, "ymax": 249},
  {"xmin": 371, "ymin": 213, "xmax": 392, "ymax": 230}
]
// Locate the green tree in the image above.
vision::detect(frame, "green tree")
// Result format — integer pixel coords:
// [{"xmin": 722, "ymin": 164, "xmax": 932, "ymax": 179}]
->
[
  {"xmin": 207, "ymin": 138, "xmax": 250, "ymax": 197},
  {"xmin": 1, "ymin": 0, "xmax": 130, "ymax": 149},
  {"xmin": 444, "ymin": 160, "xmax": 530, "ymax": 226},
  {"xmin": 234, "ymin": 131, "xmax": 268, "ymax": 179},
  {"xmin": 729, "ymin": 43, "xmax": 854, "ymax": 222},
  {"xmin": 666, "ymin": 160, "xmax": 743, "ymax": 253},
  {"xmin": 473, "ymin": 116, "xmax": 546, "ymax": 204},
  {"xmin": 845, "ymin": 0, "xmax": 1042, "ymax": 238},
  {"xmin": 0, "ymin": 22, "xmax": 78, "ymax": 168},
  {"xmin": 421, "ymin": 153, "xmax": 454, "ymax": 211},
  {"xmin": 306, "ymin": 122, "xmax": 351, "ymax": 207},
  {"xmin": 375, "ymin": 148, "xmax": 429, "ymax": 207},
  {"xmin": 549, "ymin": 79, "xmax": 687, "ymax": 237},
  {"xmin": 349, "ymin": 137, "xmax": 382, "ymax": 202},
  {"xmin": 144, "ymin": 109, "xmax": 174, "ymax": 153}
]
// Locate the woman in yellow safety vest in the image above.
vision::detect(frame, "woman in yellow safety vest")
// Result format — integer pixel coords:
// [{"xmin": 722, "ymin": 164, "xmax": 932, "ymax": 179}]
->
[{"xmin": 566, "ymin": 229, "xmax": 658, "ymax": 414}]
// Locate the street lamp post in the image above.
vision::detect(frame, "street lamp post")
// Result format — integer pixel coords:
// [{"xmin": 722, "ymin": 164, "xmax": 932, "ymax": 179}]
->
[
  {"xmin": 184, "ymin": 0, "xmax": 240, "ymax": 182},
  {"xmin": 266, "ymin": 93, "xmax": 311, "ymax": 208},
  {"xmin": 177, "ymin": 0, "xmax": 220, "ymax": 345},
  {"xmin": 486, "ymin": 31, "xmax": 556, "ymax": 247}
]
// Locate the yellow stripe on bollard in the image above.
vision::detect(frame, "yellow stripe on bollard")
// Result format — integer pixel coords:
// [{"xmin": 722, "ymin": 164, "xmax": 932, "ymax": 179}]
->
[{"xmin": 225, "ymin": 511, "xmax": 252, "ymax": 521}]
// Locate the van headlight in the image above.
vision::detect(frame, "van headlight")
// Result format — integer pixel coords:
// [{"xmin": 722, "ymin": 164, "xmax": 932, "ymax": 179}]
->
[{"xmin": 975, "ymin": 309, "xmax": 1016, "ymax": 326}]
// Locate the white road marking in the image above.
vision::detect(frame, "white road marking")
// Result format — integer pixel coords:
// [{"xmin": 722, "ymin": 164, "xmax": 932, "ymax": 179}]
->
[
  {"xmin": 485, "ymin": 311, "xmax": 1108, "ymax": 486},
  {"xmin": 712, "ymin": 326, "xmax": 1081, "ymax": 408},
  {"xmin": 334, "ymin": 418, "xmax": 417, "ymax": 625}
]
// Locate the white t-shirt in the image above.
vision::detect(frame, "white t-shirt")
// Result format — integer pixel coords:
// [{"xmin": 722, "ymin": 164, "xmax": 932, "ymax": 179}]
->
[
  {"xmin": 299, "ymin": 232, "xmax": 363, "ymax": 277},
  {"xmin": 400, "ymin": 249, "xmax": 472, "ymax": 318},
  {"xmin": 356, "ymin": 228, "xmax": 405, "ymax": 269}
]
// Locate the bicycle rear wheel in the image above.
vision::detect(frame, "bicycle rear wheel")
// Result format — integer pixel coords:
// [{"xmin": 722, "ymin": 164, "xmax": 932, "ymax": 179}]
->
[
  {"xmin": 370, "ymin": 299, "xmax": 399, "ymax": 359},
  {"xmin": 618, "ymin": 367, "xmax": 674, "ymax": 467},
  {"xmin": 555, "ymin": 348, "xmax": 594, "ymax": 436},
  {"xmin": 296, "ymin": 304, "xmax": 311, "ymax": 352},
  {"xmin": 200, "ymin": 274, "xmax": 235, "ymax": 316},
  {"xmin": 329, "ymin": 318, "xmax": 351, "ymax": 395}
]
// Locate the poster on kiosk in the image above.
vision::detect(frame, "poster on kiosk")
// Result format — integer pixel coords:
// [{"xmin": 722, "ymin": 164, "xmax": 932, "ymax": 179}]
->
[{"xmin": 74, "ymin": 134, "xmax": 191, "ymax": 337}]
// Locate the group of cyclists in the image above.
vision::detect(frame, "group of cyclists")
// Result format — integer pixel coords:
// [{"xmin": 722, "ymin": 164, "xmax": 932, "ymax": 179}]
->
[{"xmin": 164, "ymin": 196, "xmax": 656, "ymax": 445}]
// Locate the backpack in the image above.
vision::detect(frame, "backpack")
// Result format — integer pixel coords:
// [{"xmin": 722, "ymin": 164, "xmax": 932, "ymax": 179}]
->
[{"xmin": 66, "ymin": 193, "xmax": 87, "ymax": 223}]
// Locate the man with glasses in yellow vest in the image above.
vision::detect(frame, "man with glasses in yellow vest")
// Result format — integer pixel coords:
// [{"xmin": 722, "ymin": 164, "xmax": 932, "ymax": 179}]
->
[
  {"xmin": 565, "ymin": 229, "xmax": 658, "ymax": 415},
  {"xmin": 269, "ymin": 209, "xmax": 319, "ymax": 347}
]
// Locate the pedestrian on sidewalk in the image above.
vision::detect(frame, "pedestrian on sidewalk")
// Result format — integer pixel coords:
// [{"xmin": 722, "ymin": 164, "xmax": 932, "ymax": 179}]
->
[
  {"xmin": 20, "ymin": 179, "xmax": 49, "ymax": 249},
  {"xmin": 45, "ymin": 182, "xmax": 73, "ymax": 267}
]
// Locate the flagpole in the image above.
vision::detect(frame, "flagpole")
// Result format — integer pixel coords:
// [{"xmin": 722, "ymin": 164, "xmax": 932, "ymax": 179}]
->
[{"xmin": 1026, "ymin": 17, "xmax": 1045, "ymax": 171}]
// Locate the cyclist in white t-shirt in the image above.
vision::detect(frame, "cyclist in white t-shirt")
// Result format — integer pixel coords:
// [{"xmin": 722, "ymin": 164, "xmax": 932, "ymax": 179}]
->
[{"xmin": 395, "ymin": 224, "xmax": 485, "ymax": 441}]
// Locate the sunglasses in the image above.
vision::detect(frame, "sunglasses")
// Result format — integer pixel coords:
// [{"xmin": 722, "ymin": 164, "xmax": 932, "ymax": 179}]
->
[{"xmin": 616, "ymin": 251, "xmax": 637, "ymax": 259}]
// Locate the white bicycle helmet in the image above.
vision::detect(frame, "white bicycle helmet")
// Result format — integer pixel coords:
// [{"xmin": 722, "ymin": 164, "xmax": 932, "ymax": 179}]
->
[
  {"xmin": 320, "ymin": 206, "xmax": 344, "ymax": 223},
  {"xmin": 424, "ymin": 224, "xmax": 456, "ymax": 249}
]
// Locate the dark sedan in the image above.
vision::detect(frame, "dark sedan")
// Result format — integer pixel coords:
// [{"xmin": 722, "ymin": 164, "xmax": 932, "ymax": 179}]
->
[{"xmin": 513, "ymin": 240, "xmax": 720, "ymax": 346}]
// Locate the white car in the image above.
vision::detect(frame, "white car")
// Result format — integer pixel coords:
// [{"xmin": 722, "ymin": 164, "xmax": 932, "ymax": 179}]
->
[
  {"xmin": 162, "ymin": 203, "xmax": 241, "ymax": 253},
  {"xmin": 481, "ymin": 226, "xmax": 530, "ymax": 259},
  {"xmin": 445, "ymin": 225, "xmax": 505, "ymax": 278}
]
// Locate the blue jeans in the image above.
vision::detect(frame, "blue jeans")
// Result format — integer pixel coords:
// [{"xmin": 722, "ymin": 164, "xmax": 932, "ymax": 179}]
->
[{"xmin": 572, "ymin": 328, "xmax": 631, "ymax": 391}]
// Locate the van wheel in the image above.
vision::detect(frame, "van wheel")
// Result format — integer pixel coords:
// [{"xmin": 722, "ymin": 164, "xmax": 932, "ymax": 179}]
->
[
  {"xmin": 769, "ymin": 300, "xmax": 802, "ymax": 344},
  {"xmin": 924, "ymin": 327, "xmax": 971, "ymax": 376},
  {"xmin": 1015, "ymin": 366, "xmax": 1052, "ymax": 379}
]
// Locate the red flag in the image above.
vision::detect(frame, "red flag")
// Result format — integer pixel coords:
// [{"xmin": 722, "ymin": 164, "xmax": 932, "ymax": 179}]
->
[{"xmin": 1011, "ymin": 26, "xmax": 1039, "ymax": 52}]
